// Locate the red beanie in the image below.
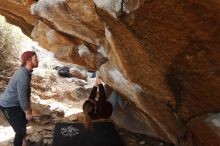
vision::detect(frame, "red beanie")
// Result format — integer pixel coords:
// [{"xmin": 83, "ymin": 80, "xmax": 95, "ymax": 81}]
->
[{"xmin": 21, "ymin": 51, "xmax": 36, "ymax": 65}]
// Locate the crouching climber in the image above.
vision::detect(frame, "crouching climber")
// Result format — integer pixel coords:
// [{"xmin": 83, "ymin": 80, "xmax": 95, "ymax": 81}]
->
[{"xmin": 82, "ymin": 73, "xmax": 113, "ymax": 128}]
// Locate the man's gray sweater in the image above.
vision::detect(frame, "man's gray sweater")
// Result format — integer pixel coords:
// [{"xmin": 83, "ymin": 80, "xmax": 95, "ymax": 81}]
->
[{"xmin": 0, "ymin": 67, "xmax": 31, "ymax": 111}]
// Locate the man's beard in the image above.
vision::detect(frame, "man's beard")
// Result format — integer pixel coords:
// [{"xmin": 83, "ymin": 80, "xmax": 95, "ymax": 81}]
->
[{"xmin": 31, "ymin": 62, "xmax": 38, "ymax": 68}]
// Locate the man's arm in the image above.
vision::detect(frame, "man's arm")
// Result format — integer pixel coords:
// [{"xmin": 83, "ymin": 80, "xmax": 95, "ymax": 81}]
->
[
  {"xmin": 96, "ymin": 72, "xmax": 106, "ymax": 101},
  {"xmin": 17, "ymin": 71, "xmax": 32, "ymax": 120},
  {"xmin": 88, "ymin": 71, "xmax": 101, "ymax": 100},
  {"xmin": 89, "ymin": 86, "xmax": 97, "ymax": 100}
]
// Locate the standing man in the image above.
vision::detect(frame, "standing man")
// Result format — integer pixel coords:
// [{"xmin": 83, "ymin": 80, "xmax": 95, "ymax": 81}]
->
[{"xmin": 0, "ymin": 51, "xmax": 39, "ymax": 146}]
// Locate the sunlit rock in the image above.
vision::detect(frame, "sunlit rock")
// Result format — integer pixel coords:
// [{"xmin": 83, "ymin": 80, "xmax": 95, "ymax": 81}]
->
[
  {"xmin": 93, "ymin": 0, "xmax": 144, "ymax": 18},
  {"xmin": 31, "ymin": 21, "xmax": 76, "ymax": 52},
  {"xmin": 78, "ymin": 44, "xmax": 108, "ymax": 70},
  {"xmin": 93, "ymin": 0, "xmax": 122, "ymax": 18},
  {"xmin": 52, "ymin": 107, "xmax": 65, "ymax": 118},
  {"xmin": 31, "ymin": 0, "xmax": 105, "ymax": 45},
  {"xmin": 31, "ymin": 102, "xmax": 51, "ymax": 116},
  {"xmin": 0, "ymin": 0, "xmax": 37, "ymax": 35}
]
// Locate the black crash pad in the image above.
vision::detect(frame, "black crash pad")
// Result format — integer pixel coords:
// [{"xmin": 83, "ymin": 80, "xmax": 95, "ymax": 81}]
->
[{"xmin": 52, "ymin": 121, "xmax": 124, "ymax": 146}]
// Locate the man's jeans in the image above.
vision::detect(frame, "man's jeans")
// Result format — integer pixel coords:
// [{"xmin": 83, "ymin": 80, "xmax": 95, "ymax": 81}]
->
[{"xmin": 0, "ymin": 106, "xmax": 27, "ymax": 146}]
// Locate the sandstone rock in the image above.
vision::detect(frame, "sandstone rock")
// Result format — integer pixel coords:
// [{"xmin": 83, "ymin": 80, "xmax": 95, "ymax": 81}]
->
[
  {"xmin": 93, "ymin": 0, "xmax": 122, "ymax": 18},
  {"xmin": 32, "ymin": 115, "xmax": 52, "ymax": 125},
  {"xmin": 51, "ymin": 87, "xmax": 57, "ymax": 93},
  {"xmin": 96, "ymin": 12, "xmax": 182, "ymax": 142},
  {"xmin": 61, "ymin": 87, "xmax": 91, "ymax": 101},
  {"xmin": 43, "ymin": 125, "xmax": 54, "ymax": 131},
  {"xmin": 111, "ymin": 99, "xmax": 159, "ymax": 138},
  {"xmin": 61, "ymin": 91, "xmax": 77, "ymax": 101},
  {"xmin": 52, "ymin": 107, "xmax": 65, "ymax": 118},
  {"xmin": 69, "ymin": 68, "xmax": 87, "ymax": 80},
  {"xmin": 31, "ymin": 0, "xmax": 105, "ymax": 45},
  {"xmin": 67, "ymin": 115, "xmax": 78, "ymax": 121},
  {"xmin": 28, "ymin": 133, "xmax": 43, "ymax": 143},
  {"xmin": 187, "ymin": 113, "xmax": 220, "ymax": 146},
  {"xmin": 31, "ymin": 102, "xmax": 51, "ymax": 116},
  {"xmin": 27, "ymin": 127, "xmax": 35, "ymax": 135},
  {"xmin": 74, "ymin": 79, "xmax": 87, "ymax": 86},
  {"xmin": 1, "ymin": 0, "xmax": 220, "ymax": 145},
  {"xmin": 72, "ymin": 87, "xmax": 91, "ymax": 99},
  {"xmin": 93, "ymin": 0, "xmax": 144, "ymax": 18},
  {"xmin": 52, "ymin": 117, "xmax": 63, "ymax": 124},
  {"xmin": 78, "ymin": 44, "xmax": 109, "ymax": 70},
  {"xmin": 0, "ymin": 0, "xmax": 37, "ymax": 35},
  {"xmin": 123, "ymin": 0, "xmax": 144, "ymax": 13},
  {"xmin": 31, "ymin": 21, "xmax": 76, "ymax": 52}
]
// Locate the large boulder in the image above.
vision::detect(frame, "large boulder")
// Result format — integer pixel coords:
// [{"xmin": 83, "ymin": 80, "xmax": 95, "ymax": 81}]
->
[
  {"xmin": 1, "ymin": 0, "xmax": 220, "ymax": 145},
  {"xmin": 0, "ymin": 0, "xmax": 37, "ymax": 36},
  {"xmin": 30, "ymin": 0, "xmax": 105, "ymax": 45}
]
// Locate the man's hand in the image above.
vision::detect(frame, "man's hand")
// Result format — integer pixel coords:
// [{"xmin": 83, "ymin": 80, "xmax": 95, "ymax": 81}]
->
[{"xmin": 25, "ymin": 110, "xmax": 33, "ymax": 120}]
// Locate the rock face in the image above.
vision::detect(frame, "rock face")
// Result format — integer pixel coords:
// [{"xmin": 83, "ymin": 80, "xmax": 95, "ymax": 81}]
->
[
  {"xmin": 1, "ymin": 0, "xmax": 220, "ymax": 145},
  {"xmin": 188, "ymin": 113, "xmax": 220, "ymax": 146},
  {"xmin": 0, "ymin": 0, "xmax": 37, "ymax": 36},
  {"xmin": 30, "ymin": 0, "xmax": 105, "ymax": 45}
]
